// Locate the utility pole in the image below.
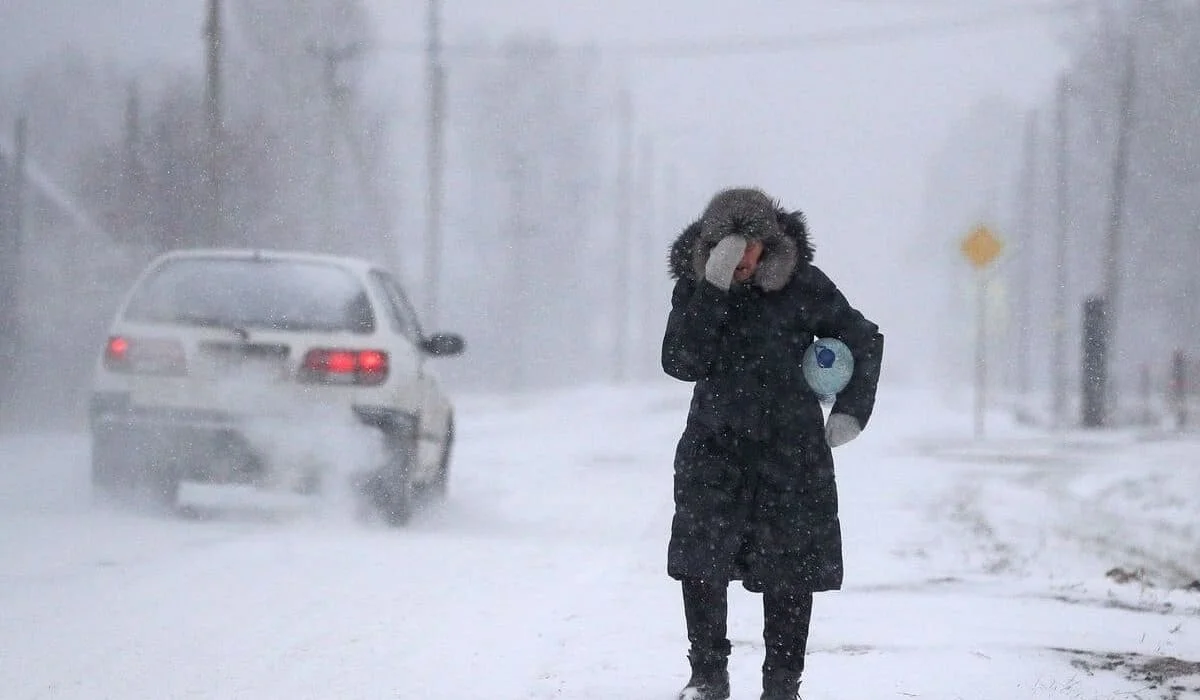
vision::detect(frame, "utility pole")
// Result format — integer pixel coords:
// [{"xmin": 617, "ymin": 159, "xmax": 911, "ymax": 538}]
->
[
  {"xmin": 204, "ymin": 0, "xmax": 222, "ymax": 244},
  {"xmin": 506, "ymin": 152, "xmax": 531, "ymax": 390},
  {"xmin": 425, "ymin": 0, "xmax": 446, "ymax": 327},
  {"xmin": 321, "ymin": 52, "xmax": 335, "ymax": 248},
  {"xmin": 122, "ymin": 81, "xmax": 145, "ymax": 232},
  {"xmin": 614, "ymin": 87, "xmax": 633, "ymax": 382},
  {"xmin": 1101, "ymin": 37, "xmax": 1137, "ymax": 425},
  {"xmin": 1015, "ymin": 110, "xmax": 1038, "ymax": 409},
  {"xmin": 13, "ymin": 118, "xmax": 26, "ymax": 264},
  {"xmin": 204, "ymin": 0, "xmax": 222, "ymax": 247},
  {"xmin": 0, "ymin": 133, "xmax": 8, "ymax": 427},
  {"xmin": 638, "ymin": 133, "xmax": 656, "ymax": 379},
  {"xmin": 0, "ymin": 117, "xmax": 28, "ymax": 427},
  {"xmin": 1052, "ymin": 75, "xmax": 1070, "ymax": 429}
]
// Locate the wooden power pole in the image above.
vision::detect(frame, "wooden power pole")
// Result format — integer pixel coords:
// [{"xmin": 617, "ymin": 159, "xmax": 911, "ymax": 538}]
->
[
  {"xmin": 1015, "ymin": 110, "xmax": 1038, "ymax": 406},
  {"xmin": 1051, "ymin": 75, "xmax": 1070, "ymax": 429},
  {"xmin": 425, "ymin": 0, "xmax": 446, "ymax": 327},
  {"xmin": 1100, "ymin": 38, "xmax": 1137, "ymax": 425},
  {"xmin": 614, "ymin": 88, "xmax": 633, "ymax": 382},
  {"xmin": 204, "ymin": 0, "xmax": 223, "ymax": 246}
]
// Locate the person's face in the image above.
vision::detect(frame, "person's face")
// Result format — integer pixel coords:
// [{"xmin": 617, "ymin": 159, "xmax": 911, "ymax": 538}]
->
[{"xmin": 733, "ymin": 239, "xmax": 765, "ymax": 283}]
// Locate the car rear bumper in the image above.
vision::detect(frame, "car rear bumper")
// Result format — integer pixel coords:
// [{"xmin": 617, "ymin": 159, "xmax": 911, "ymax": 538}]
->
[{"xmin": 89, "ymin": 392, "xmax": 416, "ymax": 485}]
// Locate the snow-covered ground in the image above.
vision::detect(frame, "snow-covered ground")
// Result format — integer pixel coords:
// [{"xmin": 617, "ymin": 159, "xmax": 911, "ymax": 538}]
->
[{"xmin": 1, "ymin": 383, "xmax": 1198, "ymax": 699}]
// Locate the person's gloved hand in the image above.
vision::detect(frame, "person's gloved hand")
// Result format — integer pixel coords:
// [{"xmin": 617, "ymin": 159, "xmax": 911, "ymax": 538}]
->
[
  {"xmin": 704, "ymin": 235, "xmax": 747, "ymax": 291},
  {"xmin": 825, "ymin": 413, "xmax": 862, "ymax": 448}
]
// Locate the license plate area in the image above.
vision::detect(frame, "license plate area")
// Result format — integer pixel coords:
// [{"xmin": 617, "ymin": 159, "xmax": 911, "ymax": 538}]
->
[{"xmin": 199, "ymin": 342, "xmax": 291, "ymax": 380}]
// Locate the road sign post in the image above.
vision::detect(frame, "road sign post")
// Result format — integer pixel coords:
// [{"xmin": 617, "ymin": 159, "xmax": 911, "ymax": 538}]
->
[{"xmin": 961, "ymin": 225, "xmax": 1003, "ymax": 439}]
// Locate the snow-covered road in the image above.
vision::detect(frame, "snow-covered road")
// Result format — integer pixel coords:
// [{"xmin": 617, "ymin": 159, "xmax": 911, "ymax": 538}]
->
[{"xmin": 1, "ymin": 385, "xmax": 1198, "ymax": 699}]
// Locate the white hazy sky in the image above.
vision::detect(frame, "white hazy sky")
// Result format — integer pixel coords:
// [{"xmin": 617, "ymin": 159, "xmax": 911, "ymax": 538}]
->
[{"xmin": 1, "ymin": 1, "xmax": 1071, "ymax": 375}]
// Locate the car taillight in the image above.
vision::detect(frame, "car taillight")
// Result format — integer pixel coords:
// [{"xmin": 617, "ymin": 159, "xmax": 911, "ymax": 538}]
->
[
  {"xmin": 105, "ymin": 336, "xmax": 129, "ymax": 364},
  {"xmin": 300, "ymin": 349, "xmax": 389, "ymax": 386},
  {"xmin": 103, "ymin": 335, "xmax": 188, "ymax": 376}
]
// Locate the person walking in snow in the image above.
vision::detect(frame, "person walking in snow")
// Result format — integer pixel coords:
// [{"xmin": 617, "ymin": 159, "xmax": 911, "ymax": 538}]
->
[{"xmin": 661, "ymin": 187, "xmax": 884, "ymax": 700}]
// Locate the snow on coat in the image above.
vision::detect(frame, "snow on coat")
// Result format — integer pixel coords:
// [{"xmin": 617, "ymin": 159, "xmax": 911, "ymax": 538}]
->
[{"xmin": 662, "ymin": 187, "xmax": 884, "ymax": 593}]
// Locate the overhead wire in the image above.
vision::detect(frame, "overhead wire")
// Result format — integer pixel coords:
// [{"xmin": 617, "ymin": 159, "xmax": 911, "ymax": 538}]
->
[
  {"xmin": 611, "ymin": 2, "xmax": 1086, "ymax": 57},
  {"xmin": 371, "ymin": 1, "xmax": 1087, "ymax": 59}
]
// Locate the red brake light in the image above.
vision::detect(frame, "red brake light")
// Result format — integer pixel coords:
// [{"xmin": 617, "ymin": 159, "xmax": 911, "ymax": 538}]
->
[
  {"xmin": 105, "ymin": 336, "xmax": 130, "ymax": 364},
  {"xmin": 301, "ymin": 349, "xmax": 389, "ymax": 386},
  {"xmin": 326, "ymin": 351, "xmax": 357, "ymax": 374},
  {"xmin": 359, "ymin": 350, "xmax": 387, "ymax": 376},
  {"xmin": 103, "ymin": 336, "xmax": 187, "ymax": 376}
]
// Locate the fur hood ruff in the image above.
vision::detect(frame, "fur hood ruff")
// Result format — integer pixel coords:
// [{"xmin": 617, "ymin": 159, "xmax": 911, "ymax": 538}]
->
[{"xmin": 668, "ymin": 187, "xmax": 814, "ymax": 292}]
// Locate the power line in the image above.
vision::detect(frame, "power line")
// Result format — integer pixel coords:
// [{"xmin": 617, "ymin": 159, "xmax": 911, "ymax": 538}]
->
[
  {"xmin": 373, "ymin": 2, "xmax": 1085, "ymax": 58},
  {"xmin": 618, "ymin": 3, "xmax": 1086, "ymax": 57},
  {"xmin": 839, "ymin": 0, "xmax": 1053, "ymax": 6}
]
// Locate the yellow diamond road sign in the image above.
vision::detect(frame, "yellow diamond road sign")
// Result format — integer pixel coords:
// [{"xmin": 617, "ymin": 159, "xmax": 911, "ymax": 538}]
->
[{"xmin": 961, "ymin": 225, "xmax": 1003, "ymax": 269}]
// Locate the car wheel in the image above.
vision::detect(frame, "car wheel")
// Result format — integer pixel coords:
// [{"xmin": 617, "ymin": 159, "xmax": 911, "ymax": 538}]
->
[
  {"xmin": 428, "ymin": 415, "xmax": 454, "ymax": 500},
  {"xmin": 92, "ymin": 431, "xmax": 179, "ymax": 510},
  {"xmin": 143, "ymin": 461, "xmax": 181, "ymax": 510},
  {"xmin": 380, "ymin": 476, "xmax": 414, "ymax": 526},
  {"xmin": 91, "ymin": 430, "xmax": 130, "ymax": 499},
  {"xmin": 372, "ymin": 431, "xmax": 417, "ymax": 526}
]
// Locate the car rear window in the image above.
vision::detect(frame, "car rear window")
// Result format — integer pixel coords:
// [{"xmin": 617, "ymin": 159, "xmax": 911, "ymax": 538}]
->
[{"xmin": 122, "ymin": 257, "xmax": 375, "ymax": 334}]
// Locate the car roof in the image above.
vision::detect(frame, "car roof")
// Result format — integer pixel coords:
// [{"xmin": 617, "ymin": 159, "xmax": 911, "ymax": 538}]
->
[{"xmin": 150, "ymin": 248, "xmax": 381, "ymax": 277}]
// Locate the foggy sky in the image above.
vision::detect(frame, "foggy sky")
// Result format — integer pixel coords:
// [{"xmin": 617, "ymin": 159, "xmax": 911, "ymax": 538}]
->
[{"xmin": 1, "ymin": 1, "xmax": 1070, "ymax": 383}]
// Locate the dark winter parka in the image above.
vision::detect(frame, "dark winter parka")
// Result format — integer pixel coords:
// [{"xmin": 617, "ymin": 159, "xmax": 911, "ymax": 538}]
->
[{"xmin": 662, "ymin": 188, "xmax": 883, "ymax": 594}]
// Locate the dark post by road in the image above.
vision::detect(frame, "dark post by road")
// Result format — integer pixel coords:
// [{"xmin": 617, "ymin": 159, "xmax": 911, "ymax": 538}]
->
[
  {"xmin": 1171, "ymin": 350, "xmax": 1187, "ymax": 430},
  {"xmin": 204, "ymin": 0, "xmax": 223, "ymax": 247},
  {"xmin": 1081, "ymin": 296, "xmax": 1108, "ymax": 428},
  {"xmin": 1139, "ymin": 362, "xmax": 1152, "ymax": 427}
]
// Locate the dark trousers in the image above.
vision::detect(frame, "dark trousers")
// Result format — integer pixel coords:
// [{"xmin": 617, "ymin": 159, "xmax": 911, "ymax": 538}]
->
[{"xmin": 682, "ymin": 578, "xmax": 814, "ymax": 676}]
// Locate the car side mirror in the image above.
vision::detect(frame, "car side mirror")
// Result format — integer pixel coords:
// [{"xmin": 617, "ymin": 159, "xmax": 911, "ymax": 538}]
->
[{"xmin": 421, "ymin": 333, "xmax": 465, "ymax": 357}]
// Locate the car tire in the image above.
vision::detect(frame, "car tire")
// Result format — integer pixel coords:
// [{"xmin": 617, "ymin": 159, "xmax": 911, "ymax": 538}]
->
[
  {"xmin": 143, "ymin": 461, "xmax": 182, "ymax": 510},
  {"xmin": 91, "ymin": 430, "xmax": 130, "ymax": 499},
  {"xmin": 374, "ymin": 430, "xmax": 418, "ymax": 526},
  {"xmin": 428, "ymin": 416, "xmax": 454, "ymax": 500},
  {"xmin": 381, "ymin": 477, "xmax": 414, "ymax": 526},
  {"xmin": 92, "ymin": 431, "xmax": 180, "ymax": 510}
]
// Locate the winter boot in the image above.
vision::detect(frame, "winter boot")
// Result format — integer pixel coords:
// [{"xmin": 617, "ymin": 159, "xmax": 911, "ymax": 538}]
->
[
  {"xmin": 760, "ymin": 669, "xmax": 802, "ymax": 700},
  {"xmin": 678, "ymin": 651, "xmax": 730, "ymax": 700}
]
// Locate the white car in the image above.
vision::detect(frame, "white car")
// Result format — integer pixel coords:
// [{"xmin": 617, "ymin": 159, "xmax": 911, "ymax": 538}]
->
[{"xmin": 88, "ymin": 248, "xmax": 464, "ymax": 525}]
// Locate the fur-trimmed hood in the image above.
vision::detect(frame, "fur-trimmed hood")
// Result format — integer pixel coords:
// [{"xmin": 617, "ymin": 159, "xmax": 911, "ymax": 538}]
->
[{"xmin": 668, "ymin": 187, "xmax": 814, "ymax": 292}]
